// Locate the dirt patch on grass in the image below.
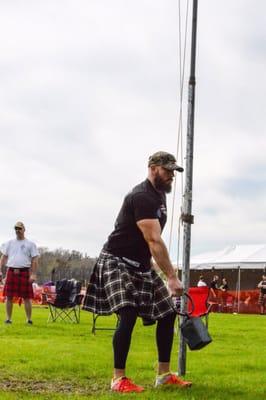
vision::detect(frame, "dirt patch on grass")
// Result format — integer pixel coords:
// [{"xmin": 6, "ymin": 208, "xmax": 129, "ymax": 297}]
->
[{"xmin": 0, "ymin": 378, "xmax": 108, "ymax": 395}]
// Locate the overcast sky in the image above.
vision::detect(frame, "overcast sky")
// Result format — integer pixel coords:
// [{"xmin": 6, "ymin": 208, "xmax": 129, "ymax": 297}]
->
[{"xmin": 0, "ymin": 1, "xmax": 265, "ymax": 260}]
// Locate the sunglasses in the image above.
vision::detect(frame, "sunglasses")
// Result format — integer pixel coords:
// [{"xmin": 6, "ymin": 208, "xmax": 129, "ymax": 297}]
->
[{"xmin": 15, "ymin": 227, "xmax": 22, "ymax": 231}]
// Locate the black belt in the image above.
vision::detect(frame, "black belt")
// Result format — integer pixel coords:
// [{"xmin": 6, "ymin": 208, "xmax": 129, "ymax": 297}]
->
[
  {"xmin": 9, "ymin": 267, "xmax": 29, "ymax": 272},
  {"xmin": 120, "ymin": 257, "xmax": 150, "ymax": 272},
  {"xmin": 121, "ymin": 257, "xmax": 141, "ymax": 268}
]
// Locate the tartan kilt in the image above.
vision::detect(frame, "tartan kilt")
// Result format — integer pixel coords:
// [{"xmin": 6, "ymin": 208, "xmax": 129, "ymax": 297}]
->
[
  {"xmin": 3, "ymin": 268, "xmax": 34, "ymax": 299},
  {"xmin": 83, "ymin": 251, "xmax": 176, "ymax": 320},
  {"xmin": 258, "ymin": 292, "xmax": 266, "ymax": 305}
]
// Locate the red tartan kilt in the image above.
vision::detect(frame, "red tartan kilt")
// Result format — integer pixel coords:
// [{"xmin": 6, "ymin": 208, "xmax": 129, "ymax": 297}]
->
[{"xmin": 3, "ymin": 268, "xmax": 34, "ymax": 299}]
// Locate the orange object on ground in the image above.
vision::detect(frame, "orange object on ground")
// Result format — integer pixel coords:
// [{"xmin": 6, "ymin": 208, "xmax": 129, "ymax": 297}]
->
[
  {"xmin": 111, "ymin": 377, "xmax": 144, "ymax": 393},
  {"xmin": 155, "ymin": 373, "xmax": 192, "ymax": 388}
]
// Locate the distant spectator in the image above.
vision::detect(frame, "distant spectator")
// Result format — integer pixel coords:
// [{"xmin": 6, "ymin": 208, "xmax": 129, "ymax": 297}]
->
[
  {"xmin": 220, "ymin": 278, "xmax": 229, "ymax": 310},
  {"xmin": 197, "ymin": 275, "xmax": 207, "ymax": 287},
  {"xmin": 210, "ymin": 274, "xmax": 219, "ymax": 290},
  {"xmin": 209, "ymin": 274, "xmax": 219, "ymax": 298},
  {"xmin": 220, "ymin": 278, "xmax": 229, "ymax": 292},
  {"xmin": 0, "ymin": 221, "xmax": 39, "ymax": 325},
  {"xmin": 258, "ymin": 274, "xmax": 266, "ymax": 315}
]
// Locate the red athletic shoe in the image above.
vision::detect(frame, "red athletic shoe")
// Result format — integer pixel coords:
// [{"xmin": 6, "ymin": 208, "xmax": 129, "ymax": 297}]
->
[
  {"xmin": 111, "ymin": 377, "xmax": 144, "ymax": 393},
  {"xmin": 155, "ymin": 372, "xmax": 192, "ymax": 388}
]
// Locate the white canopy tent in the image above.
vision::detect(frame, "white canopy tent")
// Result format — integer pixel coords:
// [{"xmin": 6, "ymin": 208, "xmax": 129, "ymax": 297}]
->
[
  {"xmin": 190, "ymin": 244, "xmax": 266, "ymax": 270},
  {"xmin": 189, "ymin": 244, "xmax": 266, "ymax": 313}
]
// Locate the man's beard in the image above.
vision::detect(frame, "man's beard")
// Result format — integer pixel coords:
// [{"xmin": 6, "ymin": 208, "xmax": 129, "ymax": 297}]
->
[{"xmin": 154, "ymin": 173, "xmax": 172, "ymax": 193}]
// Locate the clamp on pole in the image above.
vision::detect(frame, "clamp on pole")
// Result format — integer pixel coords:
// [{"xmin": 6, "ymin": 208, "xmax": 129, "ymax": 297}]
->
[{"xmin": 181, "ymin": 213, "xmax": 194, "ymax": 224}]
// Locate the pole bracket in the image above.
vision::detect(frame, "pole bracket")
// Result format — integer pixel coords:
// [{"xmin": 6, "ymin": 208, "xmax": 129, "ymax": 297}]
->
[{"xmin": 181, "ymin": 213, "xmax": 194, "ymax": 224}]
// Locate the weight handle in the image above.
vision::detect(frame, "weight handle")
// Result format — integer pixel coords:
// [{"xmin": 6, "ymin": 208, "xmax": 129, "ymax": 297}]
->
[{"xmin": 175, "ymin": 292, "xmax": 195, "ymax": 317}]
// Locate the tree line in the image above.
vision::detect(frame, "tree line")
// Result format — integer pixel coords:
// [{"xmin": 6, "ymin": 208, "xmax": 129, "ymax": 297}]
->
[
  {"xmin": 1, "ymin": 248, "xmax": 97, "ymax": 286},
  {"xmin": 37, "ymin": 248, "xmax": 97, "ymax": 285}
]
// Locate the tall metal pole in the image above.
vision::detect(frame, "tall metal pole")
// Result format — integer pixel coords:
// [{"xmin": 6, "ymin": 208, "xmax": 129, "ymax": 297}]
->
[
  {"xmin": 237, "ymin": 266, "xmax": 241, "ymax": 313},
  {"xmin": 178, "ymin": 0, "xmax": 198, "ymax": 376}
]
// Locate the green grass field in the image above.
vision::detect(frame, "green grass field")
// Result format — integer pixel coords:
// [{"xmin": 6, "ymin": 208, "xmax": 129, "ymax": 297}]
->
[{"xmin": 0, "ymin": 304, "xmax": 265, "ymax": 400}]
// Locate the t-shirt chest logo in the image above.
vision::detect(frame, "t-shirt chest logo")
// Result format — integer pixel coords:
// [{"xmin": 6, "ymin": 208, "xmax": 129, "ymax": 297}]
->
[
  {"xmin": 21, "ymin": 244, "xmax": 30, "ymax": 256},
  {"xmin": 157, "ymin": 204, "xmax": 167, "ymax": 218}
]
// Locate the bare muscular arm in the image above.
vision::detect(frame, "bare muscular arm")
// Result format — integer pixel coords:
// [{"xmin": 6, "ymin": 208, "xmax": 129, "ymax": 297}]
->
[{"xmin": 137, "ymin": 219, "xmax": 183, "ymax": 296}]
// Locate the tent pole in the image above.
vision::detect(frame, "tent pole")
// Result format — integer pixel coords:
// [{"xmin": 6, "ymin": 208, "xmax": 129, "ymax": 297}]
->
[
  {"xmin": 237, "ymin": 266, "xmax": 241, "ymax": 313},
  {"xmin": 234, "ymin": 267, "xmax": 238, "ymax": 312}
]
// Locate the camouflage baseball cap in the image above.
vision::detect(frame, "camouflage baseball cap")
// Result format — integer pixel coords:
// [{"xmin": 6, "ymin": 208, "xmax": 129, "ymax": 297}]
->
[
  {"xmin": 148, "ymin": 151, "xmax": 184, "ymax": 172},
  {"xmin": 14, "ymin": 221, "xmax": 25, "ymax": 229}
]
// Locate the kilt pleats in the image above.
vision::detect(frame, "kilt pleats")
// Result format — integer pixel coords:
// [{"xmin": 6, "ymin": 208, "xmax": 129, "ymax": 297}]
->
[
  {"xmin": 83, "ymin": 251, "xmax": 176, "ymax": 321},
  {"xmin": 3, "ymin": 269, "xmax": 34, "ymax": 299}
]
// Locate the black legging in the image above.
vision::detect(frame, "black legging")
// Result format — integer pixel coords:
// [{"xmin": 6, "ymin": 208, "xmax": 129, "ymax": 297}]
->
[{"xmin": 113, "ymin": 306, "xmax": 176, "ymax": 369}]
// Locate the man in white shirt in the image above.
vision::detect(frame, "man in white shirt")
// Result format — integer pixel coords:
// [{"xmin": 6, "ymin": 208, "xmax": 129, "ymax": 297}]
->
[
  {"xmin": 0, "ymin": 222, "xmax": 39, "ymax": 324},
  {"xmin": 197, "ymin": 275, "xmax": 207, "ymax": 287}
]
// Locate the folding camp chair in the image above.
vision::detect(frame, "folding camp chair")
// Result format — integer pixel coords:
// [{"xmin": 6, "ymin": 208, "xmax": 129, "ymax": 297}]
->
[
  {"xmin": 187, "ymin": 286, "xmax": 212, "ymax": 328},
  {"xmin": 208, "ymin": 288, "xmax": 220, "ymax": 312},
  {"xmin": 222, "ymin": 294, "xmax": 235, "ymax": 313},
  {"xmin": 46, "ymin": 279, "xmax": 84, "ymax": 323},
  {"xmin": 92, "ymin": 313, "xmax": 120, "ymax": 334}
]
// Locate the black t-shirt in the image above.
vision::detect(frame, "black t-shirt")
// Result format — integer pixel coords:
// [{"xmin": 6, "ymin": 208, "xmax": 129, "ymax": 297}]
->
[
  {"xmin": 210, "ymin": 281, "xmax": 219, "ymax": 290},
  {"xmin": 104, "ymin": 179, "xmax": 167, "ymax": 269},
  {"xmin": 260, "ymin": 280, "xmax": 266, "ymax": 294},
  {"xmin": 220, "ymin": 283, "xmax": 229, "ymax": 291}
]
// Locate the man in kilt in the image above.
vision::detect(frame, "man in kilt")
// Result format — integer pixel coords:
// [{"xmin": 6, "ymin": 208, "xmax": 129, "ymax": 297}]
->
[
  {"xmin": 258, "ymin": 274, "xmax": 266, "ymax": 315},
  {"xmin": 0, "ymin": 222, "xmax": 39, "ymax": 324},
  {"xmin": 83, "ymin": 151, "xmax": 192, "ymax": 392}
]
